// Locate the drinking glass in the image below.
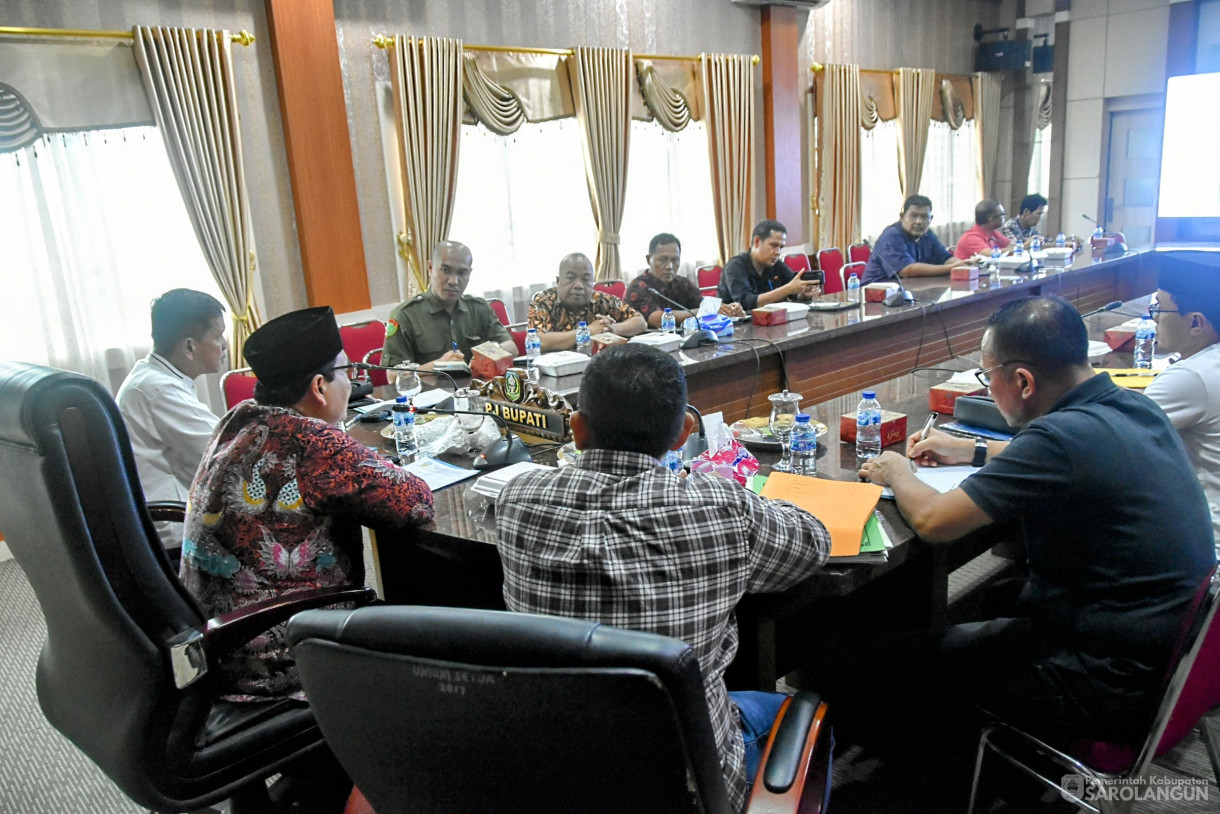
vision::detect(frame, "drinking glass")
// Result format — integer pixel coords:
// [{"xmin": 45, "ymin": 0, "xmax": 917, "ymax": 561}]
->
[
  {"xmin": 768, "ymin": 390, "xmax": 803, "ymax": 473},
  {"xmin": 394, "ymin": 366, "xmax": 422, "ymax": 401},
  {"xmin": 452, "ymin": 387, "xmax": 485, "ymax": 431}
]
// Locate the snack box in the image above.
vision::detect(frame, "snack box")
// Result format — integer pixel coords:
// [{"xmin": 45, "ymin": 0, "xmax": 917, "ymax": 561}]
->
[
  {"xmin": 864, "ymin": 283, "xmax": 899, "ymax": 303},
  {"xmin": 840, "ymin": 409, "xmax": 908, "ymax": 447},
  {"xmin": 1104, "ymin": 317, "xmax": 1141, "ymax": 352},
  {"xmin": 534, "ymin": 351, "xmax": 589, "ymax": 378},
  {"xmin": 630, "ymin": 332, "xmax": 682, "ymax": 353},
  {"xmin": 590, "ymin": 332, "xmax": 627, "ymax": 354},
  {"xmin": 470, "ymin": 340, "xmax": 515, "ymax": 379},
  {"xmin": 751, "ymin": 305, "xmax": 789, "ymax": 326},
  {"xmin": 950, "ymin": 265, "xmax": 979, "ymax": 281},
  {"xmin": 929, "ymin": 381, "xmax": 988, "ymax": 414}
]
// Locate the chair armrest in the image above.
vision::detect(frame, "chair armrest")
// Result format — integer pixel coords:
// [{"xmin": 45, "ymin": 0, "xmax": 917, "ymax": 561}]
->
[
  {"xmin": 746, "ymin": 691, "xmax": 832, "ymax": 814},
  {"xmin": 146, "ymin": 500, "xmax": 187, "ymax": 524},
  {"xmin": 166, "ymin": 586, "xmax": 376, "ymax": 689}
]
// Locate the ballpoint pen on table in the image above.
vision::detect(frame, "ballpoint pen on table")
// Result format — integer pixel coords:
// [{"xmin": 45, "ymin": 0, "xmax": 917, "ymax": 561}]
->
[{"xmin": 910, "ymin": 411, "xmax": 938, "ymax": 472}]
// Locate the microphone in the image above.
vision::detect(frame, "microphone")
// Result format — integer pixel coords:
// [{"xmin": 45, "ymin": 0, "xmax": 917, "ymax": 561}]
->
[
  {"xmin": 1080, "ymin": 301, "xmax": 1122, "ymax": 318},
  {"xmin": 1082, "ymin": 214, "xmax": 1101, "ymax": 228},
  {"xmin": 350, "ymin": 361, "xmax": 459, "ymax": 392},
  {"xmin": 415, "ymin": 406, "xmax": 532, "ymax": 470},
  {"xmin": 680, "ymin": 403, "xmax": 708, "ymax": 461},
  {"xmin": 644, "ymin": 285, "xmax": 717, "ymax": 348},
  {"xmin": 882, "ymin": 267, "xmax": 916, "ymax": 307},
  {"xmin": 644, "ymin": 285, "xmax": 697, "ymax": 315}
]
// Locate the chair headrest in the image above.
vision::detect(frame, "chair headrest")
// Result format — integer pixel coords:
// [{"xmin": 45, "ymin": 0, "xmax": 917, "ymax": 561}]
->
[{"xmin": 0, "ymin": 361, "xmax": 94, "ymax": 449}]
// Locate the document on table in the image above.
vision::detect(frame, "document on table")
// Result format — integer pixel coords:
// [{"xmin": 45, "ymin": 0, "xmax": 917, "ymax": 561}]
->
[
  {"xmin": 401, "ymin": 457, "xmax": 479, "ymax": 491},
  {"xmin": 879, "ymin": 465, "xmax": 976, "ymax": 499}
]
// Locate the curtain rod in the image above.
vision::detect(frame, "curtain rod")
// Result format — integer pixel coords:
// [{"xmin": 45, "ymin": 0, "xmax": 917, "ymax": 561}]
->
[
  {"xmin": 809, "ymin": 61, "xmax": 972, "ymax": 80},
  {"xmin": 0, "ymin": 26, "xmax": 256, "ymax": 46},
  {"xmin": 372, "ymin": 35, "xmax": 759, "ymax": 65}
]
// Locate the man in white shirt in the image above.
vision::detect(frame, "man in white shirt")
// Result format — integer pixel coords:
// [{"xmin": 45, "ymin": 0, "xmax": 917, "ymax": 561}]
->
[
  {"xmin": 117, "ymin": 289, "xmax": 227, "ymax": 547},
  {"xmin": 1144, "ymin": 251, "xmax": 1220, "ymax": 557}
]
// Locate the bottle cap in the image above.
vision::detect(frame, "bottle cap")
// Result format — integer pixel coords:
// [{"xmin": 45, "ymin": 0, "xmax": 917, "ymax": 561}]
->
[
  {"xmin": 664, "ymin": 307, "xmax": 672, "ymax": 312},
  {"xmin": 863, "ymin": 390, "xmax": 876, "ymax": 399},
  {"xmin": 796, "ymin": 414, "xmax": 811, "ymax": 423},
  {"xmin": 395, "ymin": 396, "xmax": 408, "ymax": 403}
]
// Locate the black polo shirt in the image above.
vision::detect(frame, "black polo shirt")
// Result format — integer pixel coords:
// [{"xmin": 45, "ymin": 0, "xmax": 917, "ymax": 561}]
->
[{"xmin": 716, "ymin": 252, "xmax": 795, "ymax": 311}]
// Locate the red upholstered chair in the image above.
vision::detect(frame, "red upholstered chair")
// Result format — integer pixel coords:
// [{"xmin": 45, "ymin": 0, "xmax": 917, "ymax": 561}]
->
[
  {"xmin": 487, "ymin": 298, "xmax": 512, "ymax": 327},
  {"xmin": 782, "ymin": 252, "xmax": 811, "ymax": 275},
  {"xmin": 967, "ymin": 569, "xmax": 1220, "ymax": 814},
  {"xmin": 817, "ymin": 248, "xmax": 845, "ymax": 295},
  {"xmin": 840, "ymin": 261, "xmax": 867, "ymax": 293},
  {"xmin": 848, "ymin": 242, "xmax": 871, "ymax": 265},
  {"xmin": 361, "ymin": 349, "xmax": 390, "ymax": 387},
  {"xmin": 339, "ymin": 319, "xmax": 387, "ymax": 386},
  {"xmin": 220, "ymin": 368, "xmax": 257, "ymax": 410},
  {"xmin": 509, "ymin": 328, "xmax": 527, "ymax": 357},
  {"xmin": 594, "ymin": 280, "xmax": 626, "ymax": 299},
  {"xmin": 697, "ymin": 265, "xmax": 722, "ymax": 297}
]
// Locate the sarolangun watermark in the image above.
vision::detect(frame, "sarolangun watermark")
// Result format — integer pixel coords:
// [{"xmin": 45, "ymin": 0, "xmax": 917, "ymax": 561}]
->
[{"xmin": 1061, "ymin": 774, "xmax": 1211, "ymax": 802}]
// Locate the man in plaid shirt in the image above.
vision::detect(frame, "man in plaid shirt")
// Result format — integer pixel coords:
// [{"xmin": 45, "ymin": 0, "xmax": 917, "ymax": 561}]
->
[{"xmin": 497, "ymin": 344, "xmax": 831, "ymax": 810}]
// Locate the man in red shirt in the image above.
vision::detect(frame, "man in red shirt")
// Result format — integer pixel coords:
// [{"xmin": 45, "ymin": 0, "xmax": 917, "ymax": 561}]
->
[{"xmin": 954, "ymin": 199, "xmax": 1012, "ymax": 259}]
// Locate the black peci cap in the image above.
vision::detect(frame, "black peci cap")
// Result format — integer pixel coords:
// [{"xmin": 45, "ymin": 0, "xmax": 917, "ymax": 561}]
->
[{"xmin": 244, "ymin": 306, "xmax": 343, "ymax": 387}]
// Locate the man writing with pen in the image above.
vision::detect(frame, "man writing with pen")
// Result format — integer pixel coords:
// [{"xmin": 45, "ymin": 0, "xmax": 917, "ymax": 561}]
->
[
  {"xmin": 827, "ymin": 295, "xmax": 1213, "ymax": 802},
  {"xmin": 624, "ymin": 233, "xmax": 745, "ymax": 326},
  {"xmin": 381, "ymin": 240, "xmax": 518, "ymax": 373}
]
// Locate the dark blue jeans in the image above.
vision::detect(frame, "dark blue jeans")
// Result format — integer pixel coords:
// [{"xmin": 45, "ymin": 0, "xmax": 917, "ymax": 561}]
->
[{"xmin": 731, "ymin": 690, "xmax": 789, "ymax": 784}]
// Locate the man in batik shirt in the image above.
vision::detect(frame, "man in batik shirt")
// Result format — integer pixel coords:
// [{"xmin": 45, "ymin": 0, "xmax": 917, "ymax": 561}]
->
[
  {"xmin": 527, "ymin": 252, "xmax": 646, "ymax": 351},
  {"xmin": 623, "ymin": 232, "xmax": 745, "ymax": 327},
  {"xmin": 180, "ymin": 306, "xmax": 434, "ymax": 702}
]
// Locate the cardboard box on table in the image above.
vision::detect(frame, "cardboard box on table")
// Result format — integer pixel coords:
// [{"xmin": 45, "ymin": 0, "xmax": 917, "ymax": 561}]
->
[{"xmin": 840, "ymin": 410, "xmax": 908, "ymax": 447}]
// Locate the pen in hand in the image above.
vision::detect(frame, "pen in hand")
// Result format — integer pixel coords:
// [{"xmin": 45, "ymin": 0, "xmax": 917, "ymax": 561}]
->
[{"xmin": 910, "ymin": 411, "xmax": 938, "ymax": 472}]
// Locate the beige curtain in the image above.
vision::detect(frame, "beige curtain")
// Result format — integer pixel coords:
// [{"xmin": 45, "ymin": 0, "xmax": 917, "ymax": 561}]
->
[
  {"xmin": 896, "ymin": 67, "xmax": 936, "ymax": 200},
  {"xmin": 568, "ymin": 47, "xmax": 633, "ymax": 281},
  {"xmin": 940, "ymin": 79, "xmax": 966, "ymax": 130},
  {"xmin": 390, "ymin": 36, "xmax": 463, "ymax": 296},
  {"xmin": 972, "ymin": 72, "xmax": 1002, "ymax": 199},
  {"xmin": 636, "ymin": 60, "xmax": 692, "ymax": 132},
  {"xmin": 701, "ymin": 53, "xmax": 755, "ymax": 266},
  {"xmin": 462, "ymin": 53, "xmax": 526, "ymax": 135},
  {"xmin": 133, "ymin": 25, "xmax": 260, "ymax": 366},
  {"xmin": 1036, "ymin": 81, "xmax": 1053, "ymax": 130},
  {"xmin": 816, "ymin": 64, "xmax": 865, "ymax": 254}
]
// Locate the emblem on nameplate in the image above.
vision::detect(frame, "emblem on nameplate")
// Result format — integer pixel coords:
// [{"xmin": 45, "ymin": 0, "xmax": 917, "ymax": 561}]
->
[{"xmin": 504, "ymin": 369, "xmax": 524, "ymax": 403}]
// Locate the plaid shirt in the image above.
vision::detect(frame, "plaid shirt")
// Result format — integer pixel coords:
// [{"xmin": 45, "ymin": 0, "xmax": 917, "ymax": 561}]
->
[
  {"xmin": 1000, "ymin": 216, "xmax": 1041, "ymax": 243},
  {"xmin": 526, "ymin": 287, "xmax": 640, "ymax": 333},
  {"xmin": 497, "ymin": 450, "xmax": 830, "ymax": 810}
]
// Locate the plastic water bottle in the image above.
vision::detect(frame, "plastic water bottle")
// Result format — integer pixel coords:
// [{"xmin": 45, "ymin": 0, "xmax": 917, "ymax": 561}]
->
[
  {"xmin": 663, "ymin": 449, "xmax": 683, "ymax": 473},
  {"xmin": 575, "ymin": 321, "xmax": 592, "ymax": 356},
  {"xmin": 1056, "ymin": 232, "xmax": 1066, "ymax": 248},
  {"xmin": 988, "ymin": 247, "xmax": 1001, "ymax": 279},
  {"xmin": 392, "ymin": 396, "xmax": 417, "ymax": 463},
  {"xmin": 525, "ymin": 327, "xmax": 542, "ymax": 382},
  {"xmin": 661, "ymin": 308, "xmax": 676, "ymax": 333},
  {"xmin": 1134, "ymin": 317, "xmax": 1156, "ymax": 369},
  {"xmin": 682, "ymin": 316, "xmax": 699, "ymax": 335},
  {"xmin": 855, "ymin": 390, "xmax": 882, "ymax": 465},
  {"xmin": 1012, "ymin": 241, "xmax": 1026, "ymax": 258},
  {"xmin": 846, "ymin": 272, "xmax": 861, "ymax": 304},
  {"xmin": 1030, "ymin": 235, "xmax": 1043, "ymax": 253},
  {"xmin": 790, "ymin": 414, "xmax": 818, "ymax": 476}
]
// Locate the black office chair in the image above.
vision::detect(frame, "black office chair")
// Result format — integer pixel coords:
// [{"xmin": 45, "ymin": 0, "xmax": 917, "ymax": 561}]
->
[
  {"xmin": 0, "ymin": 361, "xmax": 374, "ymax": 813},
  {"xmin": 288, "ymin": 605, "xmax": 832, "ymax": 814}
]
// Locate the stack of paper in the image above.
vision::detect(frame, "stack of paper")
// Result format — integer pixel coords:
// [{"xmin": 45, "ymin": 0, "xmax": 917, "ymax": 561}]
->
[{"xmin": 470, "ymin": 461, "xmax": 552, "ymax": 500}]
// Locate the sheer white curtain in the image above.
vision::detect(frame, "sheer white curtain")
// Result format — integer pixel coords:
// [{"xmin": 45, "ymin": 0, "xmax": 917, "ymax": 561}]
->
[
  {"xmin": 859, "ymin": 119, "xmax": 903, "ymax": 243},
  {"xmin": 1029, "ymin": 123, "xmax": 1052, "ymax": 199},
  {"xmin": 0, "ymin": 126, "xmax": 222, "ymax": 392},
  {"xmin": 619, "ymin": 119, "xmax": 720, "ymax": 280},
  {"xmin": 920, "ymin": 119, "xmax": 980, "ymax": 247}
]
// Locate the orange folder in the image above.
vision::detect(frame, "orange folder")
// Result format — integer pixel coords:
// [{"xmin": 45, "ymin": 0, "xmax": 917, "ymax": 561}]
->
[{"xmin": 759, "ymin": 473, "xmax": 883, "ymax": 558}]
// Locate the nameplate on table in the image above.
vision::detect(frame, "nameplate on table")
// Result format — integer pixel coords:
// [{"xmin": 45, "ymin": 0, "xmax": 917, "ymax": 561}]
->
[
  {"xmin": 475, "ymin": 371, "xmax": 574, "ymax": 442},
  {"xmin": 483, "ymin": 399, "xmax": 568, "ymax": 441}
]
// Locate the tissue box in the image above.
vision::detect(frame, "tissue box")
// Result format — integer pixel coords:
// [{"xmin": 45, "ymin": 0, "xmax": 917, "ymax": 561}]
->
[
  {"xmin": 865, "ymin": 283, "xmax": 899, "ymax": 302},
  {"xmin": 951, "ymin": 278, "xmax": 980, "ymax": 292},
  {"xmin": 470, "ymin": 341, "xmax": 514, "ymax": 379},
  {"xmin": 840, "ymin": 410, "xmax": 908, "ymax": 447},
  {"xmin": 630, "ymin": 332, "xmax": 681, "ymax": 353},
  {"xmin": 950, "ymin": 265, "xmax": 979, "ymax": 281},
  {"xmin": 1104, "ymin": 318, "xmax": 1141, "ymax": 352},
  {"xmin": 591, "ymin": 332, "xmax": 627, "ymax": 354},
  {"xmin": 929, "ymin": 381, "xmax": 988, "ymax": 414},
  {"xmin": 751, "ymin": 305, "xmax": 789, "ymax": 325},
  {"xmin": 535, "ymin": 351, "xmax": 589, "ymax": 377},
  {"xmin": 700, "ymin": 314, "xmax": 734, "ymax": 338}
]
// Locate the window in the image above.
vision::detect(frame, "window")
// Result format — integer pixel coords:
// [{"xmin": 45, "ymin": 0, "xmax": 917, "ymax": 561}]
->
[
  {"xmin": 860, "ymin": 120, "xmax": 903, "ymax": 243},
  {"xmin": 1029, "ymin": 123, "xmax": 1051, "ymax": 199},
  {"xmin": 920, "ymin": 119, "xmax": 980, "ymax": 246},
  {"xmin": 0, "ymin": 127, "xmax": 222, "ymax": 388}
]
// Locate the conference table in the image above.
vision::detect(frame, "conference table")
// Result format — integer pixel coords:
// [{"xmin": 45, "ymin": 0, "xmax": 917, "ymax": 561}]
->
[{"xmin": 355, "ymin": 246, "xmax": 1159, "ymax": 690}]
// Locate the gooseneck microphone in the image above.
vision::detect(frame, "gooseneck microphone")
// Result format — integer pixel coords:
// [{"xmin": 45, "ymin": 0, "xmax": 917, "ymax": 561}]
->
[
  {"xmin": 1080, "ymin": 301, "xmax": 1122, "ymax": 319},
  {"xmin": 644, "ymin": 285, "xmax": 697, "ymax": 315},
  {"xmin": 415, "ymin": 406, "xmax": 532, "ymax": 470},
  {"xmin": 349, "ymin": 361, "xmax": 459, "ymax": 392},
  {"xmin": 882, "ymin": 267, "xmax": 916, "ymax": 307}
]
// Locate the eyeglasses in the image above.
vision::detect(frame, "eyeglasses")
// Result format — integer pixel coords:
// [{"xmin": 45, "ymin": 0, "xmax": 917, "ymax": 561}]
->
[
  {"xmin": 1148, "ymin": 305, "xmax": 1180, "ymax": 319},
  {"xmin": 974, "ymin": 360, "xmax": 1033, "ymax": 388},
  {"xmin": 333, "ymin": 363, "xmax": 361, "ymax": 380}
]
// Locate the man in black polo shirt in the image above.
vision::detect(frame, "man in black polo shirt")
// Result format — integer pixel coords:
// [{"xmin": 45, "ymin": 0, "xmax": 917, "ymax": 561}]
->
[
  {"xmin": 717, "ymin": 219, "xmax": 818, "ymax": 311},
  {"xmin": 853, "ymin": 296, "xmax": 1214, "ymax": 789}
]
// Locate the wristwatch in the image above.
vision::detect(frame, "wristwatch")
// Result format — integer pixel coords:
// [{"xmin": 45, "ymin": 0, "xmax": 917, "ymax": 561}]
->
[{"xmin": 972, "ymin": 438, "xmax": 988, "ymax": 467}]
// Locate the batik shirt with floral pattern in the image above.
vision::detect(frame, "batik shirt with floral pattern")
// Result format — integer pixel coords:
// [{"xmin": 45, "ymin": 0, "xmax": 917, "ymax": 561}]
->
[
  {"xmin": 180, "ymin": 401, "xmax": 434, "ymax": 701},
  {"xmin": 526, "ymin": 288, "xmax": 640, "ymax": 333}
]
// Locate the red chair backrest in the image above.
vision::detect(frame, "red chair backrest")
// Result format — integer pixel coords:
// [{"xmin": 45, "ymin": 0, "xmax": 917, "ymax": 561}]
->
[
  {"xmin": 1156, "ymin": 574, "xmax": 1220, "ymax": 754},
  {"xmin": 593, "ymin": 281, "xmax": 625, "ymax": 299},
  {"xmin": 340, "ymin": 320, "xmax": 388, "ymax": 387},
  {"xmin": 782, "ymin": 253, "xmax": 811, "ymax": 275},
  {"xmin": 220, "ymin": 369, "xmax": 257, "ymax": 410},
  {"xmin": 818, "ymin": 248, "xmax": 845, "ymax": 295},
  {"xmin": 841, "ymin": 261, "xmax": 867, "ymax": 293},
  {"xmin": 697, "ymin": 265, "xmax": 722, "ymax": 290},
  {"xmin": 361, "ymin": 350, "xmax": 389, "ymax": 387},
  {"xmin": 509, "ymin": 329, "xmax": 526, "ymax": 357},
  {"xmin": 849, "ymin": 243, "xmax": 872, "ymax": 265},
  {"xmin": 487, "ymin": 298, "xmax": 511, "ymax": 326}
]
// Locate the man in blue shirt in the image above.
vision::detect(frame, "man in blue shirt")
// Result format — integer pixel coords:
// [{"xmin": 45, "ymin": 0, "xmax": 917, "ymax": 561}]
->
[{"xmin": 861, "ymin": 194, "xmax": 967, "ymax": 285}]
